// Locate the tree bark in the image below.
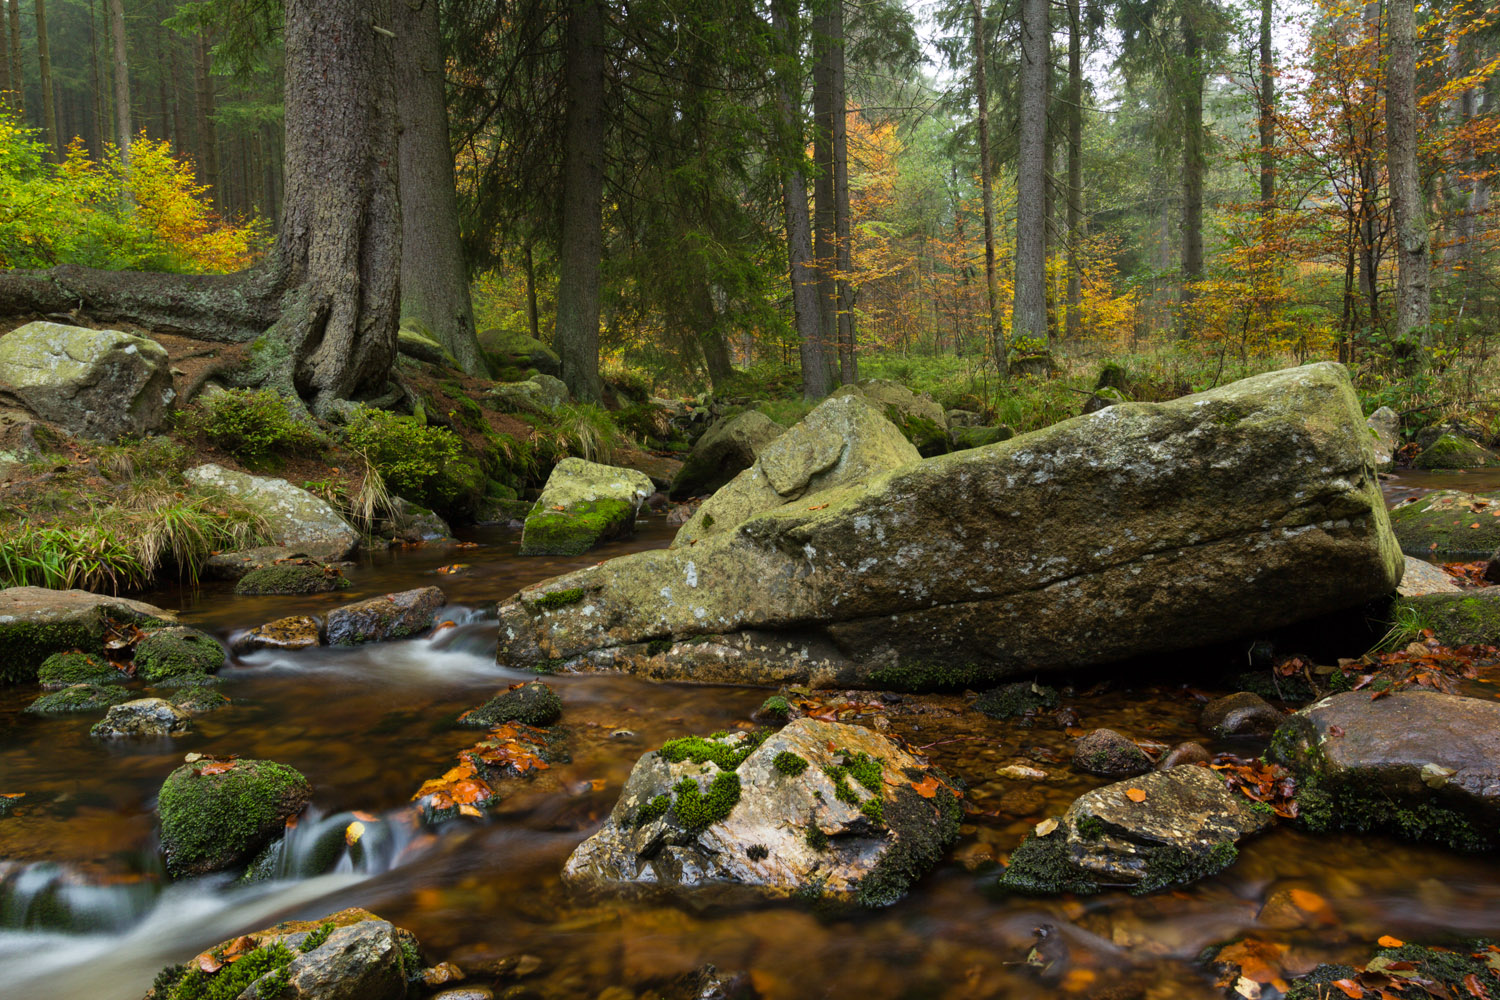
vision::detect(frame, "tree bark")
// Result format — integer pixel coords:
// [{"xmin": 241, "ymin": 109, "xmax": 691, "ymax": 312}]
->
[
  {"xmin": 1258, "ymin": 0, "xmax": 1275, "ymax": 213},
  {"xmin": 771, "ymin": 0, "xmax": 830, "ymax": 401},
  {"xmin": 1064, "ymin": 0, "xmax": 1083, "ymax": 340},
  {"xmin": 832, "ymin": 3, "xmax": 856, "ymax": 385},
  {"xmin": 394, "ymin": 0, "xmax": 483, "ymax": 376},
  {"xmin": 700, "ymin": 283, "xmax": 734, "ymax": 388},
  {"xmin": 6, "ymin": 0, "xmax": 23, "ymax": 116},
  {"xmin": 1179, "ymin": 6, "xmax": 1205, "ymax": 324},
  {"xmin": 1385, "ymin": 0, "xmax": 1430, "ymax": 345},
  {"xmin": 524, "ymin": 242, "xmax": 541, "ymax": 342},
  {"xmin": 193, "ymin": 29, "xmax": 217, "ymax": 194},
  {"xmin": 1013, "ymin": 0, "xmax": 1048, "ymax": 345},
  {"xmin": 35, "ymin": 0, "xmax": 59, "ymax": 160},
  {"xmin": 554, "ymin": 0, "xmax": 606, "ymax": 403},
  {"xmin": 812, "ymin": 0, "xmax": 837, "ymax": 382},
  {"xmin": 0, "ymin": 0, "xmax": 10, "ymax": 113},
  {"xmin": 107, "ymin": 0, "xmax": 131, "ymax": 161},
  {"xmin": 971, "ymin": 0, "xmax": 1007, "ymax": 376}
]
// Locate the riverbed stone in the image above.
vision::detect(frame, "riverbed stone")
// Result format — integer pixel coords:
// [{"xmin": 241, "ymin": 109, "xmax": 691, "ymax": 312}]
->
[
  {"xmin": 234, "ymin": 561, "xmax": 352, "ymax": 596},
  {"xmin": 670, "ymin": 410, "xmax": 784, "ymax": 498},
  {"xmin": 495, "ymin": 364, "xmax": 1403, "ymax": 689},
  {"xmin": 1073, "ymin": 729, "xmax": 1152, "ymax": 777},
  {"xmin": 157, "ymin": 757, "xmax": 313, "ymax": 876},
  {"xmin": 0, "ymin": 321, "xmax": 175, "ymax": 440},
  {"xmin": 1270, "ymin": 689, "xmax": 1500, "ymax": 850},
  {"xmin": 232, "ymin": 614, "xmax": 324, "ymax": 654},
  {"xmin": 1411, "ymin": 432, "xmax": 1499, "ymax": 470},
  {"xmin": 458, "ymin": 681, "xmax": 563, "ymax": 728},
  {"xmin": 832, "ymin": 379, "xmax": 949, "ymax": 455},
  {"xmin": 1157, "ymin": 741, "xmax": 1212, "ymax": 770},
  {"xmin": 673, "ymin": 394, "xmax": 920, "ymax": 547},
  {"xmin": 1397, "ymin": 556, "xmax": 1462, "ymax": 596},
  {"xmin": 562, "ymin": 717, "xmax": 961, "ymax": 907},
  {"xmin": 90, "ymin": 698, "xmax": 193, "ymax": 739},
  {"xmin": 1200, "ymin": 692, "xmax": 1283, "ymax": 738},
  {"xmin": 25, "ymin": 682, "xmax": 130, "ymax": 714},
  {"xmin": 520, "ymin": 457, "xmax": 653, "ymax": 556},
  {"xmin": 0, "ymin": 586, "xmax": 172, "ymax": 685},
  {"xmin": 1392, "ymin": 590, "xmax": 1500, "ymax": 646},
  {"xmin": 1388, "ymin": 490, "xmax": 1500, "ymax": 559},
  {"xmin": 383, "ymin": 496, "xmax": 453, "ymax": 543},
  {"xmin": 1367, "ymin": 406, "xmax": 1399, "ymax": 472},
  {"xmin": 999, "ymin": 764, "xmax": 1271, "ymax": 895},
  {"xmin": 325, "ymin": 586, "xmax": 445, "ymax": 645},
  {"xmin": 36, "ymin": 651, "xmax": 123, "ymax": 688},
  {"xmin": 185, "ymin": 463, "xmax": 359, "ymax": 563},
  {"xmin": 170, "ymin": 684, "xmax": 231, "ymax": 714},
  {"xmin": 148, "ymin": 907, "xmax": 421, "ymax": 1000},
  {"xmin": 134, "ymin": 627, "xmax": 226, "ymax": 682}
]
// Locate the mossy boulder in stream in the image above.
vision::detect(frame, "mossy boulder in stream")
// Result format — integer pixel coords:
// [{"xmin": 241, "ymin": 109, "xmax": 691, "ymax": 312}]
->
[
  {"xmin": 91, "ymin": 697, "xmax": 193, "ymax": 738},
  {"xmin": 563, "ymin": 717, "xmax": 961, "ymax": 907},
  {"xmin": 520, "ymin": 457, "xmax": 653, "ymax": 556},
  {"xmin": 1285, "ymin": 940, "xmax": 1500, "ymax": 1000},
  {"xmin": 1269, "ymin": 690, "xmax": 1500, "ymax": 850},
  {"xmin": 36, "ymin": 651, "xmax": 122, "ymax": 688},
  {"xmin": 25, "ymin": 682, "xmax": 130, "ymax": 714},
  {"xmin": 1391, "ymin": 590, "xmax": 1500, "ymax": 646},
  {"xmin": 0, "ymin": 586, "xmax": 172, "ymax": 685},
  {"xmin": 134, "ymin": 627, "xmax": 226, "ymax": 682},
  {"xmin": 145, "ymin": 906, "xmax": 422, "ymax": 1000},
  {"xmin": 1411, "ymin": 433, "xmax": 1500, "ymax": 470},
  {"xmin": 1388, "ymin": 490, "xmax": 1500, "ymax": 559},
  {"xmin": 158, "ymin": 758, "xmax": 313, "ymax": 877},
  {"xmin": 999, "ymin": 764, "xmax": 1271, "ymax": 896},
  {"xmin": 457, "ymin": 680, "xmax": 563, "ymax": 728},
  {"xmin": 234, "ymin": 562, "xmax": 351, "ymax": 596},
  {"xmin": 494, "ymin": 364, "xmax": 1403, "ymax": 689}
]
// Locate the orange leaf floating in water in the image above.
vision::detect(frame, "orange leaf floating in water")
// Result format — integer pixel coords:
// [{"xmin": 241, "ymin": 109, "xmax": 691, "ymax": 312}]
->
[
  {"xmin": 1125, "ymin": 787, "xmax": 1147, "ymax": 802},
  {"xmin": 1215, "ymin": 938, "xmax": 1287, "ymax": 988},
  {"xmin": 1377, "ymin": 935, "xmax": 1405, "ymax": 948}
]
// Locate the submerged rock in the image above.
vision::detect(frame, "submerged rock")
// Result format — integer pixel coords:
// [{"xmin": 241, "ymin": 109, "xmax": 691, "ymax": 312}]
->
[
  {"xmin": 157, "ymin": 757, "xmax": 312, "ymax": 876},
  {"xmin": 494, "ymin": 364, "xmax": 1403, "ymax": 689},
  {"xmin": 670, "ymin": 410, "xmax": 784, "ymax": 498},
  {"xmin": 170, "ymin": 685, "xmax": 231, "ymax": 714},
  {"xmin": 234, "ymin": 561, "xmax": 351, "ymax": 596},
  {"xmin": 90, "ymin": 698, "xmax": 193, "ymax": 739},
  {"xmin": 1072, "ymin": 729, "xmax": 1152, "ymax": 777},
  {"xmin": 1199, "ymin": 692, "xmax": 1283, "ymax": 738},
  {"xmin": 411, "ymin": 722, "xmax": 565, "ymax": 824},
  {"xmin": 185, "ymin": 463, "xmax": 359, "ymax": 564},
  {"xmin": 519, "ymin": 457, "xmax": 653, "ymax": 556},
  {"xmin": 144, "ymin": 907, "xmax": 421, "ymax": 1000},
  {"xmin": 325, "ymin": 586, "xmax": 444, "ymax": 645},
  {"xmin": 672, "ymin": 394, "xmax": 919, "ymax": 548},
  {"xmin": 562, "ymin": 717, "xmax": 961, "ymax": 907},
  {"xmin": 36, "ymin": 651, "xmax": 122, "ymax": 688},
  {"xmin": 1270, "ymin": 690, "xmax": 1500, "ymax": 850},
  {"xmin": 999, "ymin": 764, "xmax": 1270, "ymax": 895},
  {"xmin": 26, "ymin": 682, "xmax": 130, "ymax": 714},
  {"xmin": 133, "ymin": 627, "xmax": 226, "ymax": 682},
  {"xmin": 458, "ymin": 681, "xmax": 563, "ymax": 728},
  {"xmin": 233, "ymin": 614, "xmax": 324, "ymax": 654},
  {"xmin": 0, "ymin": 321, "xmax": 174, "ymax": 440},
  {"xmin": 0, "ymin": 586, "xmax": 171, "ymax": 685}
]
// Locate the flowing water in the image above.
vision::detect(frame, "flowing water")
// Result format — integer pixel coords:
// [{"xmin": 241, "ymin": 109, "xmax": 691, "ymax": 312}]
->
[{"xmin": 3, "ymin": 511, "xmax": 1500, "ymax": 1000}]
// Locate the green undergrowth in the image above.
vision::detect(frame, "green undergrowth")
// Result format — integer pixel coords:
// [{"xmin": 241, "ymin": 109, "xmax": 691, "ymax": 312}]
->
[
  {"xmin": 182, "ymin": 389, "xmax": 327, "ymax": 470},
  {"xmin": 343, "ymin": 408, "xmax": 485, "ymax": 515}
]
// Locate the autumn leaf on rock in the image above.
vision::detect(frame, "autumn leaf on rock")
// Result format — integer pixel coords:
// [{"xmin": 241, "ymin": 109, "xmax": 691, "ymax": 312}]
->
[{"xmin": 1125, "ymin": 787, "xmax": 1147, "ymax": 802}]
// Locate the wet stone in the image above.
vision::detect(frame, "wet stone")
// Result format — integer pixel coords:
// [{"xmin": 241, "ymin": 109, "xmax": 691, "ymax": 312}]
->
[
  {"xmin": 233, "ymin": 614, "xmax": 324, "ymax": 654},
  {"xmin": 325, "ymin": 586, "xmax": 445, "ymax": 645},
  {"xmin": 1200, "ymin": 692, "xmax": 1283, "ymax": 738},
  {"xmin": 1072, "ymin": 728, "xmax": 1152, "ymax": 778},
  {"xmin": 458, "ymin": 681, "xmax": 563, "ymax": 729},
  {"xmin": 1156, "ymin": 741, "xmax": 1212, "ymax": 770},
  {"xmin": 90, "ymin": 697, "xmax": 192, "ymax": 738}
]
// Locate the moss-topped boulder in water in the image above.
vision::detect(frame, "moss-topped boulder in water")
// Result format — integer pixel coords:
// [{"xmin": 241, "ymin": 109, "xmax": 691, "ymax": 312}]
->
[
  {"xmin": 26, "ymin": 682, "xmax": 131, "ymax": 714},
  {"xmin": 1388, "ymin": 490, "xmax": 1500, "ymax": 559},
  {"xmin": 158, "ymin": 757, "xmax": 313, "ymax": 877},
  {"xmin": 1392, "ymin": 590, "xmax": 1500, "ymax": 646},
  {"xmin": 0, "ymin": 586, "xmax": 171, "ymax": 685},
  {"xmin": 1411, "ymin": 432, "xmax": 1500, "ymax": 470},
  {"xmin": 234, "ymin": 562, "xmax": 351, "ymax": 596},
  {"xmin": 563, "ymin": 717, "xmax": 961, "ymax": 907},
  {"xmin": 36, "ymin": 651, "xmax": 122, "ymax": 688},
  {"xmin": 458, "ymin": 680, "xmax": 563, "ymax": 728},
  {"xmin": 91, "ymin": 697, "xmax": 193, "ymax": 738},
  {"xmin": 134, "ymin": 627, "xmax": 226, "ymax": 682},
  {"xmin": 520, "ymin": 457, "xmax": 653, "ymax": 556}
]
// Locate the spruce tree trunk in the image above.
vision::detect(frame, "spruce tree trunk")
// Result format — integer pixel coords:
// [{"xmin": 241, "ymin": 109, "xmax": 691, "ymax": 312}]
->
[
  {"xmin": 0, "ymin": 0, "xmax": 10, "ymax": 112},
  {"xmin": 524, "ymin": 242, "xmax": 541, "ymax": 342},
  {"xmin": 554, "ymin": 0, "xmax": 606, "ymax": 403},
  {"xmin": 1386, "ymin": 0, "xmax": 1430, "ymax": 346},
  {"xmin": 1065, "ymin": 0, "xmax": 1082, "ymax": 340},
  {"xmin": 771, "ymin": 0, "xmax": 829, "ymax": 401},
  {"xmin": 829, "ymin": 0, "xmax": 854, "ymax": 383},
  {"xmin": 6, "ymin": 0, "xmax": 23, "ymax": 116},
  {"xmin": 1179, "ymin": 12, "xmax": 1205, "ymax": 325},
  {"xmin": 107, "ymin": 0, "xmax": 130, "ymax": 161},
  {"xmin": 1258, "ymin": 0, "xmax": 1275, "ymax": 213},
  {"xmin": 812, "ymin": 1, "xmax": 837, "ymax": 382},
  {"xmin": 35, "ymin": 0, "xmax": 59, "ymax": 160},
  {"xmin": 394, "ymin": 0, "xmax": 483, "ymax": 376},
  {"xmin": 194, "ymin": 30, "xmax": 217, "ymax": 193},
  {"xmin": 1013, "ymin": 0, "xmax": 1049, "ymax": 345},
  {"xmin": 971, "ymin": 0, "xmax": 1007, "ymax": 376}
]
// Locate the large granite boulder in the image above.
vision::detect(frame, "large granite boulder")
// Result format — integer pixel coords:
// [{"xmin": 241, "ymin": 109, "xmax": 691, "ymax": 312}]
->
[
  {"xmin": 673, "ymin": 393, "xmax": 920, "ymax": 547},
  {"xmin": 999, "ymin": 764, "xmax": 1271, "ymax": 895},
  {"xmin": 144, "ymin": 907, "xmax": 420, "ymax": 1000},
  {"xmin": 520, "ymin": 457, "xmax": 653, "ymax": 556},
  {"xmin": 1388, "ymin": 490, "xmax": 1500, "ymax": 559},
  {"xmin": 670, "ymin": 410, "xmax": 784, "ymax": 498},
  {"xmin": 0, "ymin": 321, "xmax": 174, "ymax": 440},
  {"xmin": 1270, "ymin": 690, "xmax": 1500, "ymax": 850},
  {"xmin": 833, "ymin": 379, "xmax": 949, "ymax": 455},
  {"xmin": 0, "ymin": 587, "xmax": 172, "ymax": 685},
  {"xmin": 186, "ymin": 464, "xmax": 358, "ymax": 564},
  {"xmin": 157, "ymin": 757, "xmax": 313, "ymax": 876},
  {"xmin": 495, "ymin": 364, "xmax": 1403, "ymax": 689},
  {"xmin": 562, "ymin": 718, "xmax": 961, "ymax": 907}
]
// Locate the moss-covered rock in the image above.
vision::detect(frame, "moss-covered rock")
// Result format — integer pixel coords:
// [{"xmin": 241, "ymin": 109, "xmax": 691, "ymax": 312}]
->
[
  {"xmin": 1411, "ymin": 433, "xmax": 1499, "ymax": 470},
  {"xmin": 670, "ymin": 410, "xmax": 784, "ymax": 498},
  {"xmin": 171, "ymin": 685, "xmax": 232, "ymax": 714},
  {"xmin": 25, "ymin": 682, "xmax": 131, "ymax": 714},
  {"xmin": 36, "ymin": 651, "xmax": 122, "ymax": 689},
  {"xmin": 0, "ymin": 321, "xmax": 174, "ymax": 440},
  {"xmin": 520, "ymin": 458, "xmax": 653, "ymax": 556},
  {"xmin": 833, "ymin": 380, "xmax": 950, "ymax": 456},
  {"xmin": 478, "ymin": 326, "xmax": 562, "ymax": 378},
  {"xmin": 90, "ymin": 697, "xmax": 193, "ymax": 738},
  {"xmin": 457, "ymin": 680, "xmax": 563, "ymax": 728},
  {"xmin": 158, "ymin": 758, "xmax": 313, "ymax": 877},
  {"xmin": 134, "ymin": 627, "xmax": 226, "ymax": 682},
  {"xmin": 1391, "ymin": 590, "xmax": 1500, "ymax": 646},
  {"xmin": 232, "ymin": 614, "xmax": 323, "ymax": 654},
  {"xmin": 950, "ymin": 425, "xmax": 1014, "ymax": 450},
  {"xmin": 234, "ymin": 562, "xmax": 351, "ymax": 596},
  {"xmin": 1286, "ymin": 941, "xmax": 1500, "ymax": 1000},
  {"xmin": 974, "ymin": 682, "xmax": 1059, "ymax": 719},
  {"xmin": 0, "ymin": 586, "xmax": 171, "ymax": 685},
  {"xmin": 1388, "ymin": 490, "xmax": 1500, "ymax": 559}
]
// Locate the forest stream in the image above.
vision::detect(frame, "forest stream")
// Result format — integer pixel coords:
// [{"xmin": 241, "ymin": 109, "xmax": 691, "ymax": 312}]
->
[{"xmin": 3, "ymin": 481, "xmax": 1499, "ymax": 1000}]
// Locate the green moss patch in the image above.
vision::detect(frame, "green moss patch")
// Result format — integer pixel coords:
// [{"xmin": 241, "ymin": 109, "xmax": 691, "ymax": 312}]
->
[
  {"xmin": 1412, "ymin": 433, "xmax": 1500, "ymax": 470},
  {"xmin": 670, "ymin": 772, "xmax": 742, "ymax": 831},
  {"xmin": 37, "ymin": 652, "xmax": 121, "ymax": 688},
  {"xmin": 25, "ymin": 682, "xmax": 131, "ymax": 714},
  {"xmin": 530, "ymin": 587, "xmax": 586, "ymax": 610},
  {"xmin": 234, "ymin": 563, "xmax": 350, "ymax": 596},
  {"xmin": 867, "ymin": 659, "xmax": 994, "ymax": 692},
  {"xmin": 457, "ymin": 681, "xmax": 563, "ymax": 728},
  {"xmin": 135, "ymin": 628, "xmax": 226, "ymax": 682},
  {"xmin": 158, "ymin": 759, "xmax": 313, "ymax": 877},
  {"xmin": 1388, "ymin": 490, "xmax": 1500, "ymax": 559},
  {"xmin": 973, "ymin": 681, "xmax": 1059, "ymax": 719},
  {"xmin": 856, "ymin": 779, "xmax": 961, "ymax": 907},
  {"xmin": 519, "ymin": 498, "xmax": 635, "ymax": 556},
  {"xmin": 773, "ymin": 751, "xmax": 808, "ymax": 776},
  {"xmin": 657, "ymin": 732, "xmax": 765, "ymax": 770},
  {"xmin": 159, "ymin": 940, "xmax": 295, "ymax": 1000}
]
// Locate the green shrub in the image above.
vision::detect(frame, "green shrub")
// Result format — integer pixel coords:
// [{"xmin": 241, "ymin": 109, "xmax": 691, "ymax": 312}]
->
[
  {"xmin": 343, "ymin": 409, "xmax": 485, "ymax": 513},
  {"xmin": 191, "ymin": 389, "xmax": 326, "ymax": 467}
]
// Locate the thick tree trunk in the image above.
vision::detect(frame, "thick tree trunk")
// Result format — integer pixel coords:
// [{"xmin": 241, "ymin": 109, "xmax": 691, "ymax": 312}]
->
[
  {"xmin": 107, "ymin": 0, "xmax": 130, "ymax": 161},
  {"xmin": 524, "ymin": 242, "xmax": 541, "ymax": 342},
  {"xmin": 194, "ymin": 30, "xmax": 217, "ymax": 194},
  {"xmin": 832, "ymin": 9, "xmax": 856, "ymax": 385},
  {"xmin": 1013, "ymin": 0, "xmax": 1048, "ymax": 345},
  {"xmin": 971, "ymin": 0, "xmax": 1007, "ymax": 376},
  {"xmin": 35, "ymin": 0, "xmax": 59, "ymax": 160},
  {"xmin": 1065, "ymin": 0, "xmax": 1082, "ymax": 340},
  {"xmin": 699, "ymin": 283, "xmax": 734, "ymax": 388},
  {"xmin": 771, "ymin": 0, "xmax": 829, "ymax": 401},
  {"xmin": 554, "ymin": 0, "xmax": 606, "ymax": 403},
  {"xmin": 812, "ymin": 1, "xmax": 837, "ymax": 382},
  {"xmin": 1258, "ymin": 0, "xmax": 1275, "ymax": 213},
  {"xmin": 394, "ymin": 0, "xmax": 483, "ymax": 376},
  {"xmin": 6, "ymin": 0, "xmax": 23, "ymax": 116},
  {"xmin": 1179, "ymin": 13, "xmax": 1205, "ymax": 327},
  {"xmin": 1385, "ymin": 0, "xmax": 1430, "ymax": 346}
]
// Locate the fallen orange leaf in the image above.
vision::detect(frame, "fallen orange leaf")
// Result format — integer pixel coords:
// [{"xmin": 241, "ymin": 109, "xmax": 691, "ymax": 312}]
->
[
  {"xmin": 1378, "ymin": 935, "xmax": 1404, "ymax": 947},
  {"xmin": 1125, "ymin": 787, "xmax": 1147, "ymax": 802}
]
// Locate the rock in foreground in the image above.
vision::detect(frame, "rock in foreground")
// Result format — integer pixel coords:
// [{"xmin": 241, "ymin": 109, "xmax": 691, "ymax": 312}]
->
[
  {"xmin": 1000, "ymin": 765, "xmax": 1270, "ymax": 895},
  {"xmin": 158, "ymin": 757, "xmax": 312, "ymax": 876},
  {"xmin": 497, "ymin": 364, "xmax": 1403, "ymax": 689},
  {"xmin": 1271, "ymin": 690, "xmax": 1500, "ymax": 850},
  {"xmin": 563, "ymin": 718, "xmax": 960, "ymax": 907},
  {"xmin": 144, "ymin": 907, "xmax": 421, "ymax": 1000}
]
